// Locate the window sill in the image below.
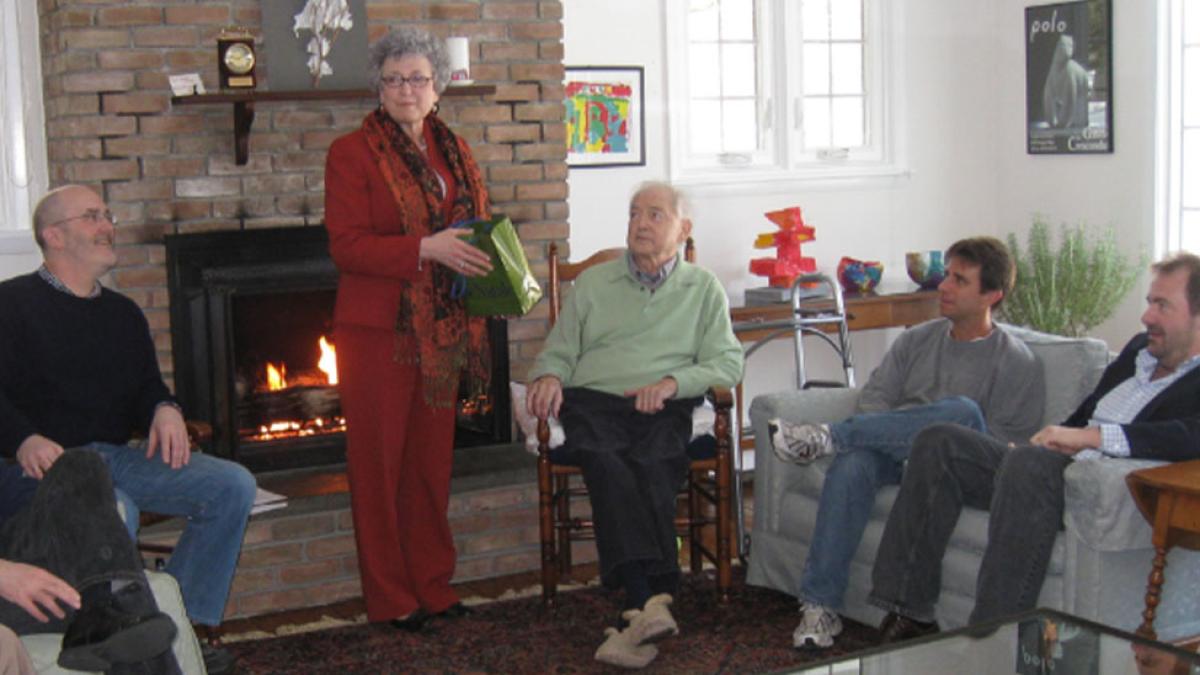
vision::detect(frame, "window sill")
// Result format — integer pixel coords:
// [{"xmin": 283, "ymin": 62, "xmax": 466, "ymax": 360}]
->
[
  {"xmin": 0, "ymin": 230, "xmax": 36, "ymax": 255},
  {"xmin": 670, "ymin": 163, "xmax": 912, "ymax": 194}
]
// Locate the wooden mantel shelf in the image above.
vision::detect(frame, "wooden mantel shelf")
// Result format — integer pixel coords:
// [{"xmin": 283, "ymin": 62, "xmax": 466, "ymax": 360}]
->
[{"xmin": 171, "ymin": 84, "xmax": 497, "ymax": 165}]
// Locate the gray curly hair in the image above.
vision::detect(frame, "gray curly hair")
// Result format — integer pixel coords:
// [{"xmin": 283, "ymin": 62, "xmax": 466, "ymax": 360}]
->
[{"xmin": 367, "ymin": 27, "xmax": 451, "ymax": 94}]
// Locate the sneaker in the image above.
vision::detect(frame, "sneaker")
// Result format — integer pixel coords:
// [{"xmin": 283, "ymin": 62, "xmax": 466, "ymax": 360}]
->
[
  {"xmin": 621, "ymin": 594, "xmax": 679, "ymax": 646},
  {"xmin": 594, "ymin": 626, "xmax": 659, "ymax": 669},
  {"xmin": 792, "ymin": 603, "xmax": 843, "ymax": 649},
  {"xmin": 768, "ymin": 419, "xmax": 834, "ymax": 464}
]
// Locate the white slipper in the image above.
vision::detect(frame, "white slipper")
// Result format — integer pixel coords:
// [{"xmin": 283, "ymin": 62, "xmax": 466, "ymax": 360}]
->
[{"xmin": 594, "ymin": 626, "xmax": 659, "ymax": 669}]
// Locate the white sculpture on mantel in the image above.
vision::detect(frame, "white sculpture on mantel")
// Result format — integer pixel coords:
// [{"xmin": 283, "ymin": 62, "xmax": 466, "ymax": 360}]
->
[{"xmin": 293, "ymin": 0, "xmax": 354, "ymax": 88}]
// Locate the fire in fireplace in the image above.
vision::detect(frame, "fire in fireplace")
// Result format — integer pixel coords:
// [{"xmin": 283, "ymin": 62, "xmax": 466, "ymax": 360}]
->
[
  {"xmin": 232, "ymin": 289, "xmax": 345, "ymax": 446},
  {"xmin": 165, "ymin": 226, "xmax": 511, "ymax": 474}
]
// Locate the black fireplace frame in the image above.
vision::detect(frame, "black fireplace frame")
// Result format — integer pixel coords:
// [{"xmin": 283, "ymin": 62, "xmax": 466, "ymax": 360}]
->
[{"xmin": 165, "ymin": 226, "xmax": 510, "ymax": 473}]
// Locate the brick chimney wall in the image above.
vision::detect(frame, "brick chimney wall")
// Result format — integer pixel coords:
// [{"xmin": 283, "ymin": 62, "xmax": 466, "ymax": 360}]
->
[{"xmin": 36, "ymin": 0, "xmax": 567, "ymax": 387}]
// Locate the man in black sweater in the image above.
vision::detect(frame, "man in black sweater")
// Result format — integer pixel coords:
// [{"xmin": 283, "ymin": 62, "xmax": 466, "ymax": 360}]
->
[
  {"xmin": 0, "ymin": 185, "xmax": 255, "ymax": 674},
  {"xmin": 869, "ymin": 252, "xmax": 1200, "ymax": 641}
]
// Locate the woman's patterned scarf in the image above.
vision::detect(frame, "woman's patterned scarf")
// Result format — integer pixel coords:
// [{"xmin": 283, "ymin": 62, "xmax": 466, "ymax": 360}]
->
[{"xmin": 362, "ymin": 108, "xmax": 490, "ymax": 408}]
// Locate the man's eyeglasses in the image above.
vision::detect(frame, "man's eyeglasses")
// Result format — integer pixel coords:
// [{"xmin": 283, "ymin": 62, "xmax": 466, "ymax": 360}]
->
[
  {"xmin": 47, "ymin": 209, "xmax": 118, "ymax": 228},
  {"xmin": 380, "ymin": 74, "xmax": 433, "ymax": 90}
]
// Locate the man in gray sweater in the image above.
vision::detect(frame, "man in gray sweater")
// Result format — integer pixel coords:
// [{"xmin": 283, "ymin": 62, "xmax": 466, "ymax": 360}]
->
[{"xmin": 768, "ymin": 237, "xmax": 1045, "ymax": 649}]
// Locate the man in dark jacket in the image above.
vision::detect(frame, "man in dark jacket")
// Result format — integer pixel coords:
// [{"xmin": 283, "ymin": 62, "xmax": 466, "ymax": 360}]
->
[{"xmin": 868, "ymin": 252, "xmax": 1200, "ymax": 641}]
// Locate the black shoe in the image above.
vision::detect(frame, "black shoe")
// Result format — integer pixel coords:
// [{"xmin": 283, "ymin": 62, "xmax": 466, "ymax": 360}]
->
[
  {"xmin": 201, "ymin": 643, "xmax": 237, "ymax": 675},
  {"xmin": 879, "ymin": 612, "xmax": 940, "ymax": 643},
  {"xmin": 389, "ymin": 608, "xmax": 434, "ymax": 632},
  {"xmin": 57, "ymin": 604, "xmax": 177, "ymax": 671},
  {"xmin": 437, "ymin": 602, "xmax": 473, "ymax": 619}
]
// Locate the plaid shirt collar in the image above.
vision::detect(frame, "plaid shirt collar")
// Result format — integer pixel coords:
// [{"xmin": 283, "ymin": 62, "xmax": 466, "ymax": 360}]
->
[{"xmin": 37, "ymin": 264, "xmax": 101, "ymax": 299}]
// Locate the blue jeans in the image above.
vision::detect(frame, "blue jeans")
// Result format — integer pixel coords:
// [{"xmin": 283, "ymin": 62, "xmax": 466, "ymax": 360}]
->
[
  {"xmin": 85, "ymin": 443, "xmax": 256, "ymax": 627},
  {"xmin": 798, "ymin": 397, "xmax": 987, "ymax": 610}
]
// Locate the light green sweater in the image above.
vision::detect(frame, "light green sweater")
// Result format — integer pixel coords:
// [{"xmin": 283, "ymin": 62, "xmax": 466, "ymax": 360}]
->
[{"xmin": 529, "ymin": 255, "xmax": 744, "ymax": 398}]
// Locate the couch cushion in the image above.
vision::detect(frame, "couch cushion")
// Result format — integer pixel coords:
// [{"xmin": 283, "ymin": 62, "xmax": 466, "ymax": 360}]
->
[{"xmin": 1000, "ymin": 323, "xmax": 1110, "ymax": 427}]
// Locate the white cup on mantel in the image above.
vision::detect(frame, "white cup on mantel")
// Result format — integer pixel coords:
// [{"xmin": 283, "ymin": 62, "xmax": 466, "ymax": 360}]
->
[{"xmin": 446, "ymin": 37, "xmax": 472, "ymax": 85}]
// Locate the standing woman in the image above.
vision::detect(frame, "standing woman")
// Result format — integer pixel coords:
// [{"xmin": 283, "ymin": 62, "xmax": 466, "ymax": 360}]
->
[{"xmin": 324, "ymin": 27, "xmax": 493, "ymax": 630}]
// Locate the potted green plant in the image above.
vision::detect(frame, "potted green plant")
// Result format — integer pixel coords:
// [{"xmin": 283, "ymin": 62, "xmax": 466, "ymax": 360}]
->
[{"xmin": 1001, "ymin": 217, "xmax": 1143, "ymax": 337}]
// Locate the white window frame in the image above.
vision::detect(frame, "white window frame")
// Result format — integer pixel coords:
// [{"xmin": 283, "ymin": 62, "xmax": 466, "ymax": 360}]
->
[
  {"xmin": 1157, "ymin": 0, "xmax": 1193, "ymax": 257},
  {"xmin": 665, "ymin": 0, "xmax": 906, "ymax": 190},
  {"xmin": 0, "ymin": 0, "xmax": 48, "ymax": 250}
]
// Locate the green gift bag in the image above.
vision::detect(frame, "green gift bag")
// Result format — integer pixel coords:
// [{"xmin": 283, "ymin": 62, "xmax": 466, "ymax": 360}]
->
[{"xmin": 459, "ymin": 215, "xmax": 543, "ymax": 317}]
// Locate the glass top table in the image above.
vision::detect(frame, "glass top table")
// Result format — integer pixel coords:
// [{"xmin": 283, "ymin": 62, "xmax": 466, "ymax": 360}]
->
[{"xmin": 786, "ymin": 609, "xmax": 1200, "ymax": 675}]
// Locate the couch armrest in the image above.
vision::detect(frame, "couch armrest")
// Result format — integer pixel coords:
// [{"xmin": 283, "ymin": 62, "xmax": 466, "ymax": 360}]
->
[
  {"xmin": 748, "ymin": 388, "xmax": 861, "ymax": 534},
  {"xmin": 748, "ymin": 388, "xmax": 862, "ymax": 430},
  {"xmin": 1064, "ymin": 457, "xmax": 1168, "ymax": 551}
]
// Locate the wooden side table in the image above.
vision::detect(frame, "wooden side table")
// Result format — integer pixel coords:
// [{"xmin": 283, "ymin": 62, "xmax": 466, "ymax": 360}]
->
[{"xmin": 1126, "ymin": 460, "xmax": 1200, "ymax": 639}]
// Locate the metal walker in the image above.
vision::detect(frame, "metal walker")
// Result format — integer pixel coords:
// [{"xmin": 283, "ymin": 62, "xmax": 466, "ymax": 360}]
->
[{"xmin": 731, "ymin": 273, "xmax": 856, "ymax": 557}]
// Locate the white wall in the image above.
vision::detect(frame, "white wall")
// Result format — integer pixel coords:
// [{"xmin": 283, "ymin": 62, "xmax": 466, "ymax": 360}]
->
[
  {"xmin": 997, "ymin": 0, "xmax": 1159, "ymax": 348},
  {"xmin": 564, "ymin": 0, "xmax": 1159, "ymax": 403},
  {"xmin": 564, "ymin": 0, "xmax": 1006, "ymax": 400}
]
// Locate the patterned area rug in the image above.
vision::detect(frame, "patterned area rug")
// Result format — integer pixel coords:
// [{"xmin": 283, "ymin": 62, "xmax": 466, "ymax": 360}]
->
[{"xmin": 225, "ymin": 571, "xmax": 882, "ymax": 673}]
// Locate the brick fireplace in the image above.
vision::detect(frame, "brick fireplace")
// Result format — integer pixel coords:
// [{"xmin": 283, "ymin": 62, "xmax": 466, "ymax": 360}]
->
[
  {"xmin": 37, "ymin": 0, "xmax": 567, "ymax": 392},
  {"xmin": 37, "ymin": 0, "xmax": 570, "ymax": 618}
]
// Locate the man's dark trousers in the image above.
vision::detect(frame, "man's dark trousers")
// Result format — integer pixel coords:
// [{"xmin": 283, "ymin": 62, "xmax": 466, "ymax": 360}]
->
[{"xmin": 555, "ymin": 388, "xmax": 701, "ymax": 589}]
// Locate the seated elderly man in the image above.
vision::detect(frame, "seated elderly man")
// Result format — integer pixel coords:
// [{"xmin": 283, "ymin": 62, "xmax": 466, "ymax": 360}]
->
[
  {"xmin": 0, "ymin": 185, "xmax": 255, "ymax": 675},
  {"xmin": 869, "ymin": 253, "xmax": 1200, "ymax": 640},
  {"xmin": 1, "ymin": 452, "xmax": 177, "ymax": 672},
  {"xmin": 527, "ymin": 181, "xmax": 743, "ymax": 669}
]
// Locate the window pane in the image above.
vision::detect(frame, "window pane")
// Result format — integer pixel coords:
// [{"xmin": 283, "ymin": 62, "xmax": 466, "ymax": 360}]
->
[
  {"xmin": 721, "ymin": 0, "xmax": 755, "ymax": 41},
  {"xmin": 722, "ymin": 99, "xmax": 758, "ymax": 151},
  {"xmin": 1184, "ymin": 128, "xmax": 1200, "ymax": 208},
  {"xmin": 689, "ymin": 0, "xmax": 720, "ymax": 41},
  {"xmin": 1187, "ymin": 0, "xmax": 1200, "ymax": 45},
  {"xmin": 1186, "ymin": 46, "xmax": 1200, "ymax": 127},
  {"xmin": 803, "ymin": 98, "xmax": 832, "ymax": 148},
  {"xmin": 803, "ymin": 43, "xmax": 831, "ymax": 95},
  {"xmin": 831, "ymin": 96, "xmax": 865, "ymax": 146},
  {"xmin": 689, "ymin": 43, "xmax": 721, "ymax": 98},
  {"xmin": 691, "ymin": 100, "xmax": 722, "ymax": 153},
  {"xmin": 1183, "ymin": 209, "xmax": 1200, "ymax": 253},
  {"xmin": 723, "ymin": 44, "xmax": 757, "ymax": 97},
  {"xmin": 802, "ymin": 0, "xmax": 830, "ymax": 40},
  {"xmin": 830, "ymin": 43, "xmax": 863, "ymax": 95},
  {"xmin": 830, "ymin": 0, "xmax": 863, "ymax": 41}
]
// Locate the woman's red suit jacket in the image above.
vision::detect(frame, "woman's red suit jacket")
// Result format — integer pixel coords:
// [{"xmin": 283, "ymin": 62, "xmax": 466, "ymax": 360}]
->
[{"xmin": 323, "ymin": 126, "xmax": 488, "ymax": 331}]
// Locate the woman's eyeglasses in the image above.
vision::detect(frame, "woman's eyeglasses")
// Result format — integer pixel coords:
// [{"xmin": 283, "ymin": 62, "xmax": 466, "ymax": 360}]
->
[
  {"xmin": 48, "ymin": 209, "xmax": 118, "ymax": 228},
  {"xmin": 380, "ymin": 74, "xmax": 433, "ymax": 90}
]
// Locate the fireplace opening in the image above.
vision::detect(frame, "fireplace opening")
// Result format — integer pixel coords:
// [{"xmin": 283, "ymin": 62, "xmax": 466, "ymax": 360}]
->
[
  {"xmin": 232, "ymin": 289, "xmax": 345, "ymax": 447},
  {"xmin": 166, "ymin": 226, "xmax": 511, "ymax": 474}
]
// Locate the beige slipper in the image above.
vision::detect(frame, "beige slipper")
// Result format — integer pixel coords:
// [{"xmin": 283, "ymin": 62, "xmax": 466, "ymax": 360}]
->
[
  {"xmin": 621, "ymin": 593, "xmax": 679, "ymax": 646},
  {"xmin": 594, "ymin": 626, "xmax": 659, "ymax": 669}
]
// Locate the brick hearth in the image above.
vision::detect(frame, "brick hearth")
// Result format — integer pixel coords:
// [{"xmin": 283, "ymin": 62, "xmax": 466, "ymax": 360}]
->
[{"xmin": 139, "ymin": 444, "xmax": 600, "ymax": 621}]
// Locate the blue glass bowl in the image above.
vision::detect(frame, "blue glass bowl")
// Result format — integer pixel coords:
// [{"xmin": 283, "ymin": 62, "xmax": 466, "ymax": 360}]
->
[{"xmin": 905, "ymin": 251, "xmax": 945, "ymax": 290}]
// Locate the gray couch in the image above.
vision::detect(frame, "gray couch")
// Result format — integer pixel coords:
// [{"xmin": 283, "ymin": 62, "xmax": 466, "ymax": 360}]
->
[
  {"xmin": 18, "ymin": 569, "xmax": 206, "ymax": 673},
  {"xmin": 745, "ymin": 325, "xmax": 1200, "ymax": 640}
]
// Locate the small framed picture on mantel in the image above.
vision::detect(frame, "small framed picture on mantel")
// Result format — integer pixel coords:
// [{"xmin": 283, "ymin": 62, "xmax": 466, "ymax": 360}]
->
[
  {"xmin": 564, "ymin": 66, "xmax": 646, "ymax": 168},
  {"xmin": 1025, "ymin": 0, "xmax": 1113, "ymax": 155}
]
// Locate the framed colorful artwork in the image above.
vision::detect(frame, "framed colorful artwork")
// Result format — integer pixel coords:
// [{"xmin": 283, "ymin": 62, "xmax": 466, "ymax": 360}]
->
[{"xmin": 564, "ymin": 66, "xmax": 645, "ymax": 167}]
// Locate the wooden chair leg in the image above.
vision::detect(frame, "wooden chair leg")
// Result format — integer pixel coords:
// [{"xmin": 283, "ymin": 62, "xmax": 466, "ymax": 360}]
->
[
  {"xmin": 537, "ymin": 449, "xmax": 558, "ymax": 608},
  {"xmin": 687, "ymin": 473, "xmax": 702, "ymax": 574},
  {"xmin": 715, "ymin": 414, "xmax": 733, "ymax": 603},
  {"xmin": 555, "ymin": 474, "xmax": 572, "ymax": 576},
  {"xmin": 1137, "ymin": 545, "xmax": 1169, "ymax": 639}
]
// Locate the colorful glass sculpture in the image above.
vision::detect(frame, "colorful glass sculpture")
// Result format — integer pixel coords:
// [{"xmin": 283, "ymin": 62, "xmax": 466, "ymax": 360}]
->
[{"xmin": 748, "ymin": 207, "xmax": 817, "ymax": 288}]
